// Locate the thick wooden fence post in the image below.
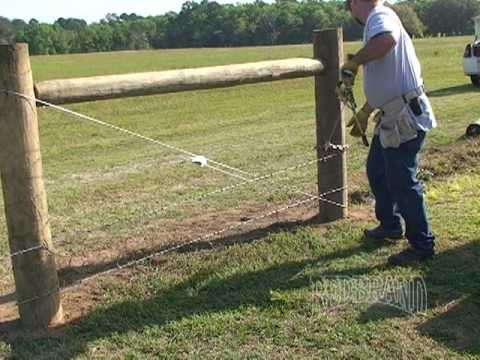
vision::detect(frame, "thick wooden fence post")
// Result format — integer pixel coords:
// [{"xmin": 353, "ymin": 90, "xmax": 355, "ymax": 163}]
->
[
  {"xmin": 0, "ymin": 44, "xmax": 63, "ymax": 329},
  {"xmin": 313, "ymin": 28, "xmax": 348, "ymax": 222}
]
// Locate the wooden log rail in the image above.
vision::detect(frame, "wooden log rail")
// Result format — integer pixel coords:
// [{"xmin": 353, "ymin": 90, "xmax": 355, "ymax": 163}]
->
[{"xmin": 35, "ymin": 58, "xmax": 325, "ymax": 105}]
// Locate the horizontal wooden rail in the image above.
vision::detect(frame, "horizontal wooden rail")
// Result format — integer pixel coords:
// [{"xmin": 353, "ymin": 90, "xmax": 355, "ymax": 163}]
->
[{"xmin": 34, "ymin": 58, "xmax": 324, "ymax": 105}]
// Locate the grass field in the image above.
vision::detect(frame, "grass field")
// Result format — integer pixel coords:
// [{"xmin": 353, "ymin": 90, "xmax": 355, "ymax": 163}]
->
[{"xmin": 0, "ymin": 35, "xmax": 480, "ymax": 359}]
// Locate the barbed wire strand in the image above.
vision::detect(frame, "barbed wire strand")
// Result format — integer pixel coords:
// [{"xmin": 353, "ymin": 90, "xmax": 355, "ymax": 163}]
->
[
  {"xmin": 51, "ymin": 175, "xmax": 346, "ymax": 262},
  {"xmin": 0, "ymin": 244, "xmax": 46, "ymax": 262},
  {"xmin": 0, "ymin": 154, "xmax": 331, "ymax": 263},
  {"xmin": 0, "ymin": 89, "xmax": 254, "ymax": 180},
  {"xmin": 15, "ymin": 185, "xmax": 345, "ymax": 306},
  {"xmin": 0, "ymin": 155, "xmax": 326, "ymax": 263},
  {"xmin": 49, "ymin": 180, "xmax": 346, "ymax": 271},
  {"xmin": 0, "ymin": 127, "xmax": 344, "ymax": 265},
  {"xmin": 1, "ymin": 167, "xmax": 343, "ymax": 285},
  {"xmin": 52, "ymin": 153, "xmax": 340, "ymax": 245},
  {"xmin": 16, "ymin": 155, "xmax": 336, "ymax": 274}
]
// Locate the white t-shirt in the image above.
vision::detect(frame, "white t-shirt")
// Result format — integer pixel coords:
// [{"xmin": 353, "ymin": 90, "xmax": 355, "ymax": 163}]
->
[{"xmin": 363, "ymin": 4, "xmax": 436, "ymax": 130}]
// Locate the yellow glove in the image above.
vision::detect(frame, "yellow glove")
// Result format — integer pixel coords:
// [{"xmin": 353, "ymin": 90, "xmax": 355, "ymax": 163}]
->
[
  {"xmin": 347, "ymin": 106, "xmax": 372, "ymax": 137},
  {"xmin": 341, "ymin": 59, "xmax": 359, "ymax": 87}
]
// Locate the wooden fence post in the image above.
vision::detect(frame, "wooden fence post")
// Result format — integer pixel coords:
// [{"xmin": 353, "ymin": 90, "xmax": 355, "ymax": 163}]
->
[
  {"xmin": 0, "ymin": 44, "xmax": 63, "ymax": 329},
  {"xmin": 313, "ymin": 28, "xmax": 348, "ymax": 222}
]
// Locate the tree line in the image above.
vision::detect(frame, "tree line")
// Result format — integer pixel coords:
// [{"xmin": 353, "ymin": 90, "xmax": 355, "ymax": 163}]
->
[{"xmin": 0, "ymin": 0, "xmax": 479, "ymax": 55}]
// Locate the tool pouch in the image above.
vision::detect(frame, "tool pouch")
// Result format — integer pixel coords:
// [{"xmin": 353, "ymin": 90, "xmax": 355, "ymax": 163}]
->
[{"xmin": 378, "ymin": 103, "xmax": 418, "ymax": 149}]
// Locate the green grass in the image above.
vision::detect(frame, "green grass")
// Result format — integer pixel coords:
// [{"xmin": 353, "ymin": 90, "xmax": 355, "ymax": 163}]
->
[{"xmin": 0, "ymin": 36, "xmax": 480, "ymax": 359}]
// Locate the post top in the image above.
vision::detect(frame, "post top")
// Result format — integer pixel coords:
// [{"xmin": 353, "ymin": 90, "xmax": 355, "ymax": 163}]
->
[
  {"xmin": 313, "ymin": 27, "xmax": 342, "ymax": 34},
  {"xmin": 0, "ymin": 43, "xmax": 30, "ymax": 60},
  {"xmin": 0, "ymin": 43, "xmax": 28, "ymax": 47}
]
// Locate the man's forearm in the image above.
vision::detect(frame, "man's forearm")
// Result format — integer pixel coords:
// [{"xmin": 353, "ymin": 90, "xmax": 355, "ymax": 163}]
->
[{"xmin": 352, "ymin": 33, "xmax": 397, "ymax": 66}]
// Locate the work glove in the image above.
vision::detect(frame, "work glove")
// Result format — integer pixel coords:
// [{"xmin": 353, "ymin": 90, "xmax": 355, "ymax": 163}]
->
[
  {"xmin": 347, "ymin": 105, "xmax": 373, "ymax": 137},
  {"xmin": 341, "ymin": 59, "xmax": 359, "ymax": 87}
]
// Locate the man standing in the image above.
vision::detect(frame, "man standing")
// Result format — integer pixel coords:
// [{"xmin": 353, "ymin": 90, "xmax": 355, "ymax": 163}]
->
[{"xmin": 343, "ymin": 0, "xmax": 436, "ymax": 265}]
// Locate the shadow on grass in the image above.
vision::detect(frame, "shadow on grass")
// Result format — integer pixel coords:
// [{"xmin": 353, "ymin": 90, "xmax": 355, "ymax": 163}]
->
[
  {"xmin": 0, "ymin": 216, "xmax": 384, "ymax": 359},
  {"xmin": 0, "ymin": 213, "xmax": 324, "ymax": 306},
  {"xmin": 427, "ymin": 84, "xmax": 480, "ymax": 98},
  {"xmin": 417, "ymin": 240, "xmax": 480, "ymax": 355},
  {"xmin": 2, "ymin": 218, "xmax": 478, "ymax": 357},
  {"xmin": 358, "ymin": 240, "xmax": 480, "ymax": 355}
]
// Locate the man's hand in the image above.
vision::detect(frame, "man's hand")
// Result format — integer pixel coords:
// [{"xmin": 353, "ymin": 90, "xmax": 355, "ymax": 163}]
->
[
  {"xmin": 347, "ymin": 105, "xmax": 373, "ymax": 137},
  {"xmin": 341, "ymin": 59, "xmax": 359, "ymax": 87}
]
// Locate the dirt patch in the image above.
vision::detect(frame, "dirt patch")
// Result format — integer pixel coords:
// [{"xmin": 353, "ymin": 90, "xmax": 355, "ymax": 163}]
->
[
  {"xmin": 345, "ymin": 137, "xmax": 480, "ymax": 197},
  {"xmin": 421, "ymin": 138, "xmax": 480, "ymax": 180},
  {"xmin": 52, "ymin": 199, "xmax": 319, "ymax": 279},
  {"xmin": 348, "ymin": 171, "xmax": 372, "ymax": 205}
]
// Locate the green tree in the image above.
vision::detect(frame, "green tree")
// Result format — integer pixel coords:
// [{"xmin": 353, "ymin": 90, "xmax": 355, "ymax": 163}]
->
[
  {"xmin": 128, "ymin": 18, "xmax": 155, "ymax": 50},
  {"xmin": 0, "ymin": 0, "xmax": 442, "ymax": 54},
  {"xmin": 258, "ymin": 4, "xmax": 281, "ymax": 44},
  {"xmin": 422, "ymin": 0, "xmax": 480, "ymax": 36},
  {"xmin": 0, "ymin": 16, "xmax": 13, "ymax": 43},
  {"xmin": 21, "ymin": 21, "xmax": 57, "ymax": 54},
  {"xmin": 391, "ymin": 2, "xmax": 426, "ymax": 37},
  {"xmin": 54, "ymin": 18, "xmax": 87, "ymax": 32},
  {"xmin": 274, "ymin": 0, "xmax": 303, "ymax": 44},
  {"xmin": 89, "ymin": 23, "xmax": 114, "ymax": 52},
  {"xmin": 235, "ymin": 2, "xmax": 269, "ymax": 45},
  {"xmin": 51, "ymin": 25, "xmax": 75, "ymax": 53},
  {"xmin": 299, "ymin": 0, "xmax": 329, "ymax": 42}
]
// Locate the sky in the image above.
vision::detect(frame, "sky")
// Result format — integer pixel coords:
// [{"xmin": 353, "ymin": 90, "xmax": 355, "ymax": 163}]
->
[{"xmin": 2, "ymin": 0, "xmax": 275, "ymax": 24}]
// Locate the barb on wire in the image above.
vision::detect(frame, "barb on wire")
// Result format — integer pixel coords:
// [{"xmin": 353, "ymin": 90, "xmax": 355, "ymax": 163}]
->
[
  {"xmin": 0, "ymin": 244, "xmax": 47, "ymax": 263},
  {"xmin": 321, "ymin": 142, "xmax": 350, "ymax": 153}
]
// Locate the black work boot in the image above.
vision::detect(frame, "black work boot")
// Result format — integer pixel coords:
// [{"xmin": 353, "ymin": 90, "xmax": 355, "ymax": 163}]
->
[
  {"xmin": 388, "ymin": 247, "xmax": 434, "ymax": 266},
  {"xmin": 364, "ymin": 225, "xmax": 403, "ymax": 242}
]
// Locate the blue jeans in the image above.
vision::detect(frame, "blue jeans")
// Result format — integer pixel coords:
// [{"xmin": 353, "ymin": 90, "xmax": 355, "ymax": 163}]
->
[{"xmin": 366, "ymin": 132, "xmax": 435, "ymax": 254}]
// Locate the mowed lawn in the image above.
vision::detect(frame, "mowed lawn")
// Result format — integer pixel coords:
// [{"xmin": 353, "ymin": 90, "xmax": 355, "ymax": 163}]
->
[{"xmin": 0, "ymin": 36, "xmax": 479, "ymax": 358}]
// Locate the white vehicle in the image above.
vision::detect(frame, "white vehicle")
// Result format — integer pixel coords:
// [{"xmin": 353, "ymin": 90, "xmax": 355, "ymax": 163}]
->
[{"xmin": 464, "ymin": 15, "xmax": 480, "ymax": 86}]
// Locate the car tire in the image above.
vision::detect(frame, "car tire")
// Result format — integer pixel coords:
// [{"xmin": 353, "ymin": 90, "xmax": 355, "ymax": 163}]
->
[{"xmin": 471, "ymin": 75, "xmax": 480, "ymax": 86}]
